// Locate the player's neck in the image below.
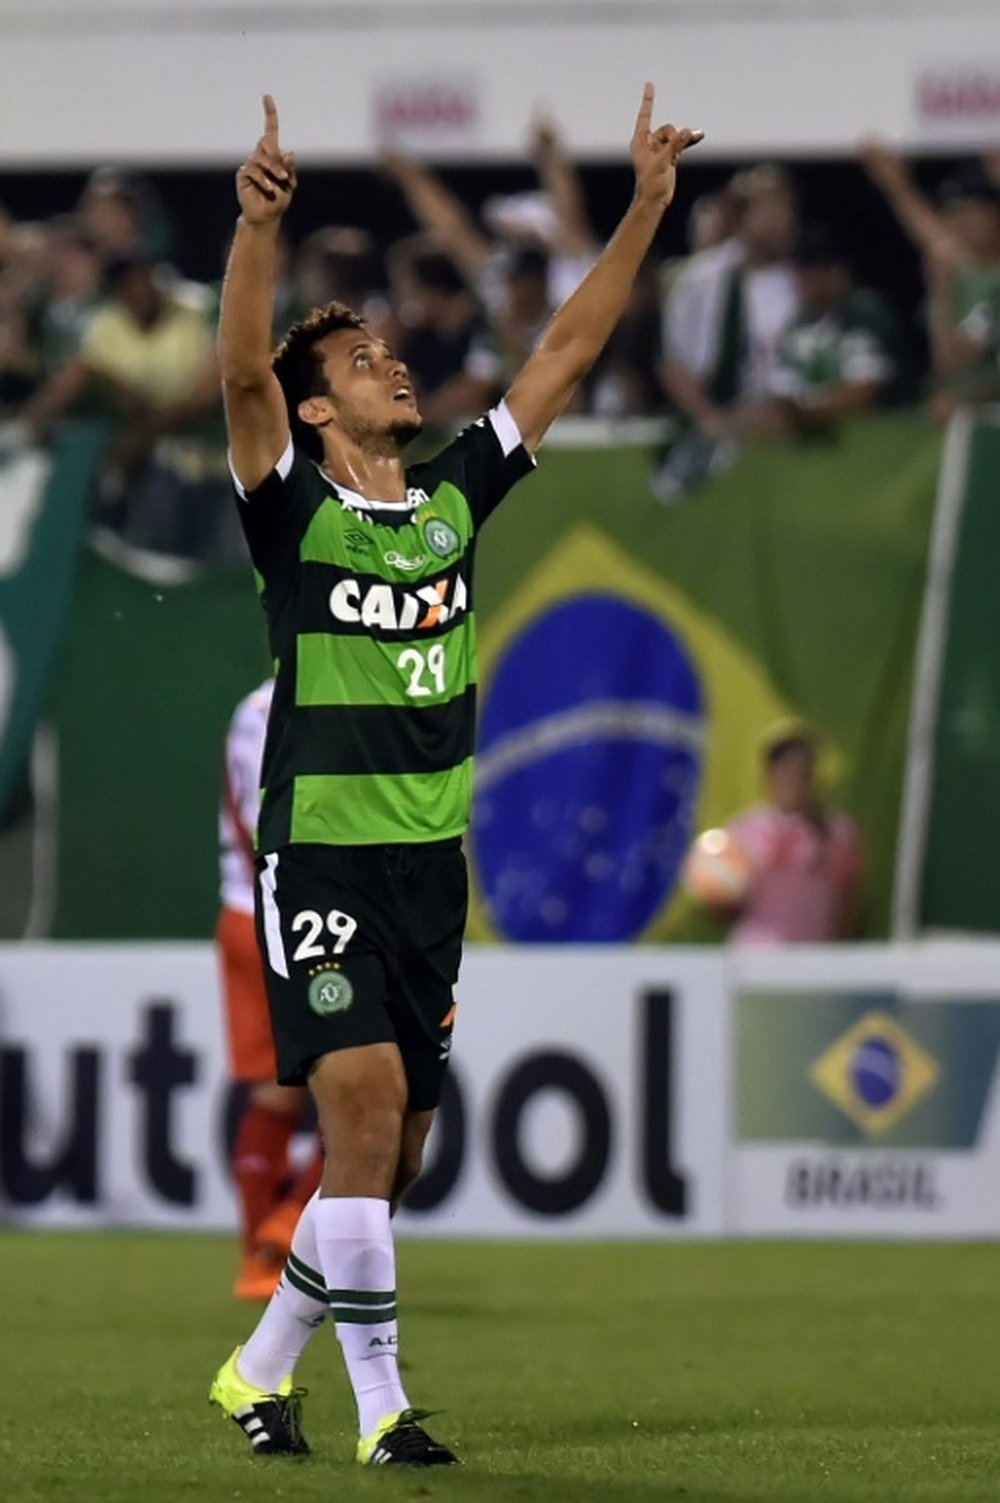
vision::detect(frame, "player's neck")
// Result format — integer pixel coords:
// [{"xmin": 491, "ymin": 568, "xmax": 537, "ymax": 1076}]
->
[{"xmin": 319, "ymin": 435, "xmax": 408, "ymax": 503}]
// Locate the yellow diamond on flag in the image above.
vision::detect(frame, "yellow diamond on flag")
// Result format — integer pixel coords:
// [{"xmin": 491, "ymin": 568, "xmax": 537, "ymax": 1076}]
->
[{"xmin": 808, "ymin": 1010, "xmax": 939, "ymax": 1136}]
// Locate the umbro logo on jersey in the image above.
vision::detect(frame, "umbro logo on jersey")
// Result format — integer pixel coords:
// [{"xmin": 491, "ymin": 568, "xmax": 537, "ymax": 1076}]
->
[
  {"xmin": 344, "ymin": 529, "xmax": 372, "ymax": 556},
  {"xmin": 329, "ymin": 571, "xmax": 469, "ymax": 632}
]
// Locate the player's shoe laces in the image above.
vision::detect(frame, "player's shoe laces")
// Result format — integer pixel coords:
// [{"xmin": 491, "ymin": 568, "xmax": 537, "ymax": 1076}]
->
[
  {"xmin": 357, "ymin": 1407, "xmax": 458, "ymax": 1467},
  {"xmin": 209, "ymin": 1346, "xmax": 309, "ymax": 1456}
]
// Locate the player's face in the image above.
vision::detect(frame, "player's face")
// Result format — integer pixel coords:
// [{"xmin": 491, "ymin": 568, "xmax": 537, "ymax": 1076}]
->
[{"xmin": 312, "ymin": 329, "xmax": 422, "ymax": 447}]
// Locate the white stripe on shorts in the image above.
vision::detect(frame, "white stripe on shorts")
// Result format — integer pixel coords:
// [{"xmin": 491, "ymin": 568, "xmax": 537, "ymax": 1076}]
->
[{"xmin": 258, "ymin": 853, "xmax": 288, "ymax": 978}]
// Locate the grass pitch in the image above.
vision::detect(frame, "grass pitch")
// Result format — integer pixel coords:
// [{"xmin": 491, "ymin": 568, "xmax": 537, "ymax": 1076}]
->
[{"xmin": 2, "ymin": 1234, "xmax": 999, "ymax": 1501}]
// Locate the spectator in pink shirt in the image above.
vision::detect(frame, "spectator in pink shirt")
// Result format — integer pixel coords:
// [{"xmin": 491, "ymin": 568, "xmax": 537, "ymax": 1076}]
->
[{"xmin": 725, "ymin": 723, "xmax": 862, "ymax": 944}]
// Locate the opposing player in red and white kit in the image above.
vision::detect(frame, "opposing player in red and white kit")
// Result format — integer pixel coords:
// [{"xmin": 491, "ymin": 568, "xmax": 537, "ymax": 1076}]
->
[{"xmin": 216, "ymin": 678, "xmax": 323, "ymax": 1298}]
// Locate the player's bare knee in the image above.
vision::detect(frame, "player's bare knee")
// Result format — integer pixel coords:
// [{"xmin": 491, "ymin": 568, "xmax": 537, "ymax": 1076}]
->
[{"xmin": 333, "ymin": 1093, "xmax": 402, "ymax": 1156}]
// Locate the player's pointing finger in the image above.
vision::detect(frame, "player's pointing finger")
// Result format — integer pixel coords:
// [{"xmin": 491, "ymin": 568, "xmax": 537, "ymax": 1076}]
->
[
  {"xmin": 262, "ymin": 93, "xmax": 280, "ymax": 143},
  {"xmin": 634, "ymin": 81, "xmax": 654, "ymax": 139}
]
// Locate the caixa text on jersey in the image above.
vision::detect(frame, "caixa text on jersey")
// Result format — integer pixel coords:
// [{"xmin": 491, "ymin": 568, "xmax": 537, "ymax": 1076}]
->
[{"xmin": 329, "ymin": 571, "xmax": 469, "ymax": 633}]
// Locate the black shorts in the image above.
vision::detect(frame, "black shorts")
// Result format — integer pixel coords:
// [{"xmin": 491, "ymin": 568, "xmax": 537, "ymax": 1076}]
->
[{"xmin": 253, "ymin": 839, "xmax": 467, "ymax": 1111}]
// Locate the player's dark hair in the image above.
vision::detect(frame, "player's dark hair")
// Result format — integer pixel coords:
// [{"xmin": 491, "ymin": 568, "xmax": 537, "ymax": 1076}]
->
[{"xmin": 272, "ymin": 300, "xmax": 368, "ymax": 460}]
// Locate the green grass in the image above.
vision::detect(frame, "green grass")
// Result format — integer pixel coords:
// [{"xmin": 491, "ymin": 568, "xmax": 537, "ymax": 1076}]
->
[{"xmin": 3, "ymin": 1235, "xmax": 1000, "ymax": 1501}]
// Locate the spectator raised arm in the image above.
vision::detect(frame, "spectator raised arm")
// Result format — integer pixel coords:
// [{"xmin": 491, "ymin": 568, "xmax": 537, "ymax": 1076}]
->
[
  {"xmin": 379, "ymin": 151, "xmax": 492, "ymax": 291},
  {"xmin": 860, "ymin": 139, "xmax": 965, "ymax": 266},
  {"xmin": 529, "ymin": 114, "xmax": 597, "ymax": 263}
]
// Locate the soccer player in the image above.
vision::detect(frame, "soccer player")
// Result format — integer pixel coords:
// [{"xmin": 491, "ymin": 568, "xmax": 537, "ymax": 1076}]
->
[
  {"xmin": 209, "ymin": 88, "xmax": 701, "ymax": 1468},
  {"xmin": 216, "ymin": 677, "xmax": 323, "ymax": 1300}
]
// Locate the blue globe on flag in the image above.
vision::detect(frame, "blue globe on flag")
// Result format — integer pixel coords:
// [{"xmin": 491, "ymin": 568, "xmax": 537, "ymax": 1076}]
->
[{"xmin": 472, "ymin": 594, "xmax": 705, "ymax": 941}]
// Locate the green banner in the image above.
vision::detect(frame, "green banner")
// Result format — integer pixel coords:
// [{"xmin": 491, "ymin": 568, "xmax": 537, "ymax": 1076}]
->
[
  {"xmin": 41, "ymin": 413, "xmax": 940, "ymax": 940},
  {"xmin": 919, "ymin": 417, "xmax": 1000, "ymax": 932},
  {"xmin": 0, "ymin": 424, "xmax": 104, "ymax": 824},
  {"xmin": 47, "ymin": 550, "xmax": 269, "ymax": 938}
]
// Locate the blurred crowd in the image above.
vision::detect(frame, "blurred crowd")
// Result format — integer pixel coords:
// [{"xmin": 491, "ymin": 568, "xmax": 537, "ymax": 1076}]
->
[{"xmin": 1, "ymin": 130, "xmax": 999, "ymax": 559}]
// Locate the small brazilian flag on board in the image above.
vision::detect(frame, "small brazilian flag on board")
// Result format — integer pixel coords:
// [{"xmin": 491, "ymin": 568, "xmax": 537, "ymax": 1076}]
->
[{"xmin": 808, "ymin": 1011, "xmax": 939, "ymax": 1136}]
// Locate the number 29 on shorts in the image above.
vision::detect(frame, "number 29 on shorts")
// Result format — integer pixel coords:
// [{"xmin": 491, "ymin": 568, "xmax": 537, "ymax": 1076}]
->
[{"xmin": 291, "ymin": 907, "xmax": 358, "ymax": 963}]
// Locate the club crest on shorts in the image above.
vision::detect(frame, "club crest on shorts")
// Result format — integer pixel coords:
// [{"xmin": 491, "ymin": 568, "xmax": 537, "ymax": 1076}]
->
[
  {"xmin": 422, "ymin": 517, "xmax": 460, "ymax": 559},
  {"xmin": 307, "ymin": 966, "xmax": 354, "ymax": 1016}
]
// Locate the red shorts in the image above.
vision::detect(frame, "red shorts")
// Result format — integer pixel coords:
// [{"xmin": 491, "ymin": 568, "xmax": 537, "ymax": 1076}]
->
[{"xmin": 216, "ymin": 906, "xmax": 277, "ymax": 1082}]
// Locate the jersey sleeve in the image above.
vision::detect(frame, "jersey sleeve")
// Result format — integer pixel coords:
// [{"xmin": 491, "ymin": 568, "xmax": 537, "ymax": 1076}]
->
[
  {"xmin": 229, "ymin": 439, "xmax": 320, "ymax": 577},
  {"xmin": 421, "ymin": 400, "xmax": 537, "ymax": 529}
]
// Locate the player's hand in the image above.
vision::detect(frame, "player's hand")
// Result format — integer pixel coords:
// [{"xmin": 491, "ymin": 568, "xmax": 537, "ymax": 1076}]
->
[
  {"xmin": 236, "ymin": 95, "xmax": 297, "ymax": 225},
  {"xmin": 630, "ymin": 84, "xmax": 703, "ymax": 214}
]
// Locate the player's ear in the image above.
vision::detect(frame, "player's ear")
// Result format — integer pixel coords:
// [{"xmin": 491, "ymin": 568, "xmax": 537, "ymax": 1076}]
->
[{"xmin": 297, "ymin": 394, "xmax": 333, "ymax": 430}]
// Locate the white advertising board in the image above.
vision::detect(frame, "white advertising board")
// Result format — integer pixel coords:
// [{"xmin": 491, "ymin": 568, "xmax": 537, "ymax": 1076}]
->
[
  {"xmin": 730, "ymin": 944, "xmax": 1000, "ymax": 1238},
  {"xmin": 0, "ymin": 945, "xmax": 234, "ymax": 1229},
  {"xmin": 6, "ymin": 939, "xmax": 1000, "ymax": 1239},
  {"xmin": 0, "ymin": 2, "xmax": 997, "ymax": 163},
  {"xmin": 397, "ymin": 948, "xmax": 728, "ymax": 1237},
  {"xmin": 0, "ymin": 943, "xmax": 728, "ymax": 1237}
]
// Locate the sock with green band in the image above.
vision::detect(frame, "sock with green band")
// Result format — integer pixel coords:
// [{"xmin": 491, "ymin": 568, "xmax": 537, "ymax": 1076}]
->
[
  {"xmin": 237, "ymin": 1192, "xmax": 328, "ymax": 1393},
  {"xmin": 314, "ymin": 1195, "xmax": 409, "ymax": 1436}
]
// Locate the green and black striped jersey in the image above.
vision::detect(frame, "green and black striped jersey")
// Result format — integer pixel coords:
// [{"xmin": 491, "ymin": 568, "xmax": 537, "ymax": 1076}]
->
[{"xmin": 232, "ymin": 402, "xmax": 535, "ymax": 851}]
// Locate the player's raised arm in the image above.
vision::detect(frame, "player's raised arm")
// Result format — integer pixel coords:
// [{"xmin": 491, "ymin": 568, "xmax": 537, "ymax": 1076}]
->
[
  {"xmin": 505, "ymin": 85, "xmax": 702, "ymax": 453},
  {"xmin": 219, "ymin": 94, "xmax": 297, "ymax": 491}
]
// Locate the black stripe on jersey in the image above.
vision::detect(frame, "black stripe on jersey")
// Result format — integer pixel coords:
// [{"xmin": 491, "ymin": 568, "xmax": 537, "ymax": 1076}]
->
[
  {"xmin": 255, "ymin": 777, "xmax": 295, "ymax": 855},
  {"xmin": 281, "ymin": 687, "xmax": 477, "ymax": 777},
  {"xmin": 295, "ymin": 557, "xmax": 474, "ymax": 641}
]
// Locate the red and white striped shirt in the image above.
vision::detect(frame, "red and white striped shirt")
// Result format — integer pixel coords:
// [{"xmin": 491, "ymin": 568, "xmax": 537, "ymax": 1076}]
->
[{"xmin": 219, "ymin": 679, "xmax": 274, "ymax": 915}]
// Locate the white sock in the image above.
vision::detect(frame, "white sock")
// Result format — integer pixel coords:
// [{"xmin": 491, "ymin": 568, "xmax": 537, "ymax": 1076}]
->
[
  {"xmin": 237, "ymin": 1192, "xmax": 329, "ymax": 1393},
  {"xmin": 314, "ymin": 1195, "xmax": 409, "ymax": 1437}
]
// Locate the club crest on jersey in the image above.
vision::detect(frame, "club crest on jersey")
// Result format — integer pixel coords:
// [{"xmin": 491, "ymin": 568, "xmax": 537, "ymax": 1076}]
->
[
  {"xmin": 423, "ymin": 517, "xmax": 460, "ymax": 559},
  {"xmin": 329, "ymin": 570, "xmax": 469, "ymax": 632}
]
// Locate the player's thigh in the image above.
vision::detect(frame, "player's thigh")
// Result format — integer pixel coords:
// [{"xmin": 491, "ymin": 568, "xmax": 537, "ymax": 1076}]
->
[
  {"xmin": 254, "ymin": 845, "xmax": 395, "ymax": 1088},
  {"xmin": 215, "ymin": 905, "xmax": 277, "ymax": 1082},
  {"xmin": 309, "ymin": 1042, "xmax": 409, "ymax": 1127},
  {"xmin": 392, "ymin": 840, "xmax": 468, "ymax": 1112}
]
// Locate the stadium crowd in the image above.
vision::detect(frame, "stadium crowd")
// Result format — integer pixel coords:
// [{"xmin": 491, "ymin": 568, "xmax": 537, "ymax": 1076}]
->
[{"xmin": 0, "ymin": 129, "xmax": 998, "ymax": 557}]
